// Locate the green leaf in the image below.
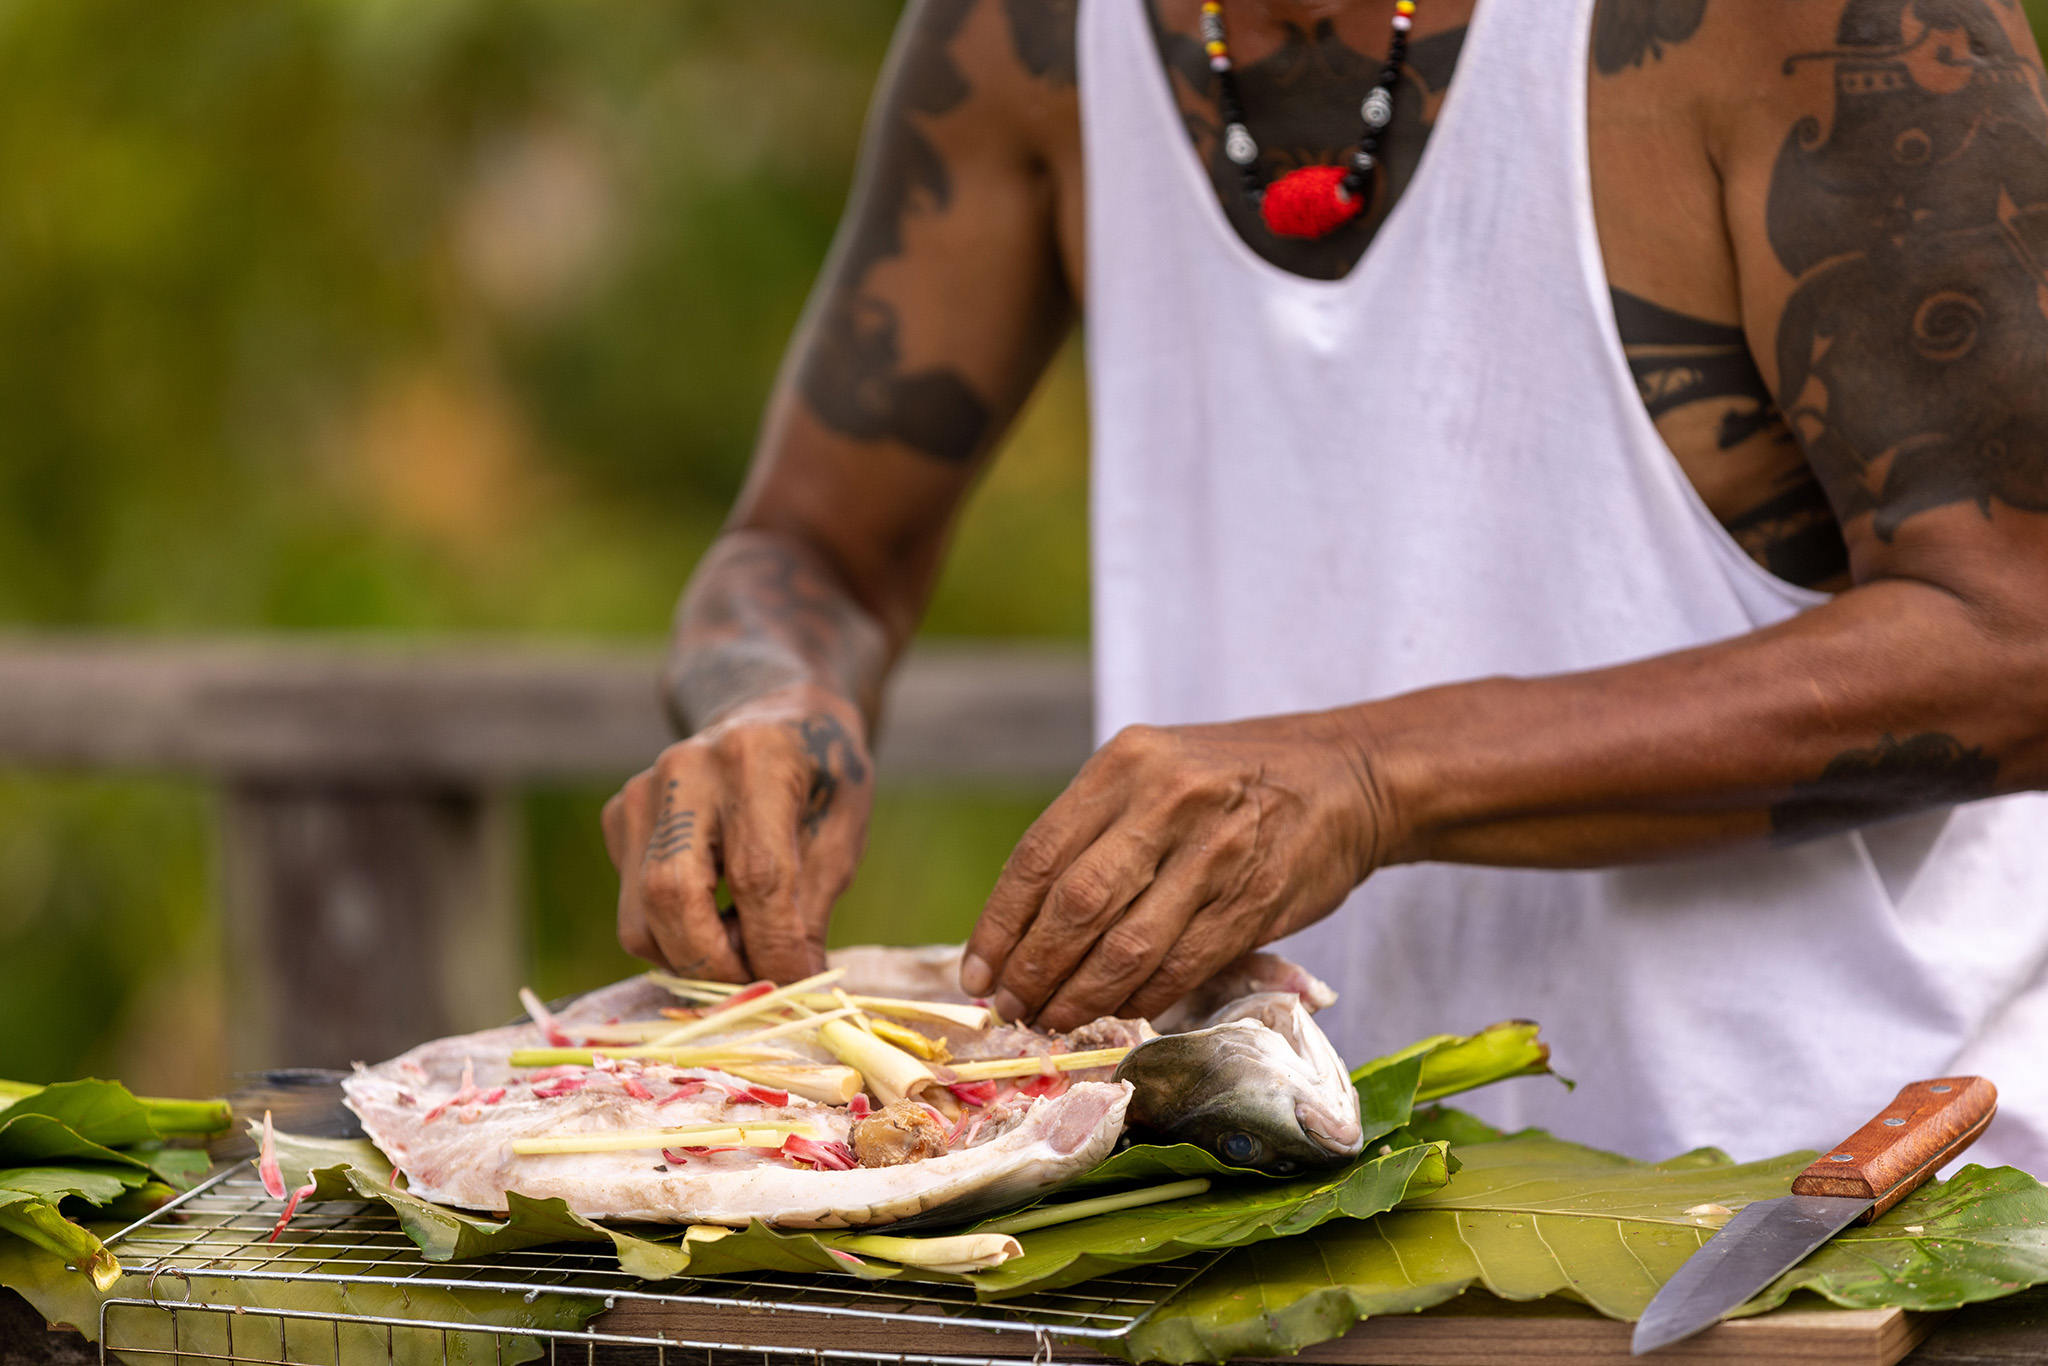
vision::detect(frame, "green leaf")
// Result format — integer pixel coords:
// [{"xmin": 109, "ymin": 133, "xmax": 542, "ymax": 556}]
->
[
  {"xmin": 0, "ymin": 1113, "xmax": 151, "ymax": 1172},
  {"xmin": 1740, "ymin": 1164, "xmax": 2048, "ymax": 1316},
  {"xmin": 0, "ymin": 1190, "xmax": 120, "ymax": 1290},
  {"xmin": 0, "ymin": 1163, "xmax": 148, "ymax": 1206},
  {"xmin": 1121, "ymin": 1132, "xmax": 1808, "ymax": 1363},
  {"xmin": 0, "ymin": 1216, "xmax": 601, "ymax": 1366},
  {"xmin": 0, "ymin": 1081, "xmax": 158, "ymax": 1153},
  {"xmin": 1121, "ymin": 1135, "xmax": 2048, "ymax": 1364},
  {"xmin": 965, "ymin": 1140, "xmax": 1452, "ymax": 1300}
]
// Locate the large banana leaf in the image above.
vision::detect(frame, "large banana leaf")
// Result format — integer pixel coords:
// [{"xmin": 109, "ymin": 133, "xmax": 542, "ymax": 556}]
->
[{"xmin": 1121, "ymin": 1126, "xmax": 2048, "ymax": 1364}]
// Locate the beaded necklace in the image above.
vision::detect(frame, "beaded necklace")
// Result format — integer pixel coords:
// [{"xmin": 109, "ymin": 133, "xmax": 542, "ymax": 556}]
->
[{"xmin": 1200, "ymin": 0, "xmax": 1418, "ymax": 240}]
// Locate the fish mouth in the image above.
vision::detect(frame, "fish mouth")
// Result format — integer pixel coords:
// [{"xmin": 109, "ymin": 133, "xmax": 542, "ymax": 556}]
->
[{"xmin": 1299, "ymin": 1105, "xmax": 1365, "ymax": 1156}]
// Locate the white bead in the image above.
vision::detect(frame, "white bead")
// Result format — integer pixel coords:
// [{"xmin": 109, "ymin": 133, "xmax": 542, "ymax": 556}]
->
[
  {"xmin": 1392, "ymin": 13, "xmax": 1412, "ymax": 30},
  {"xmin": 1224, "ymin": 123, "xmax": 1258, "ymax": 166},
  {"xmin": 1361, "ymin": 87, "xmax": 1393, "ymax": 128}
]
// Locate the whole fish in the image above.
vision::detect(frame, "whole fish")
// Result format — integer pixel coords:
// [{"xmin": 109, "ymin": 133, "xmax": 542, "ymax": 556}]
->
[{"xmin": 1114, "ymin": 992, "xmax": 1364, "ymax": 1172}]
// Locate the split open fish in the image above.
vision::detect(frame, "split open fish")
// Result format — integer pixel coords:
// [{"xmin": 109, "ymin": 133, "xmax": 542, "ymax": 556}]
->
[{"xmin": 343, "ymin": 945, "xmax": 1359, "ymax": 1229}]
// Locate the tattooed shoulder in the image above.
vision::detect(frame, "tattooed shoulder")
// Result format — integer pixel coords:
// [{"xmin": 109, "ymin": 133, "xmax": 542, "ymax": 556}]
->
[
  {"xmin": 1591, "ymin": 0, "xmax": 1709, "ymax": 75},
  {"xmin": 1769, "ymin": 0, "xmax": 2048, "ymax": 540},
  {"xmin": 1002, "ymin": 0, "xmax": 1077, "ymax": 87}
]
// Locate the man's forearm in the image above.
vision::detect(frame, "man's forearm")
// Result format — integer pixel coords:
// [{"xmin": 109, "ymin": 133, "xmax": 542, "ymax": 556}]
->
[
  {"xmin": 663, "ymin": 530, "xmax": 893, "ymax": 736},
  {"xmin": 1352, "ymin": 575, "xmax": 2048, "ymax": 868}
]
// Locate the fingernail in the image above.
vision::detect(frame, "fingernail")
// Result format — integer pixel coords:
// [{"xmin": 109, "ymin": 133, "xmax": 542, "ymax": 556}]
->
[
  {"xmin": 960, "ymin": 953, "xmax": 993, "ymax": 995},
  {"xmin": 992, "ymin": 990, "xmax": 1026, "ymax": 1024}
]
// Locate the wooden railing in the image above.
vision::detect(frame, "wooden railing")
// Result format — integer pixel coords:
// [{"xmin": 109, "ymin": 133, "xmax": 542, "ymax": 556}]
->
[{"xmin": 0, "ymin": 636, "xmax": 1092, "ymax": 1070}]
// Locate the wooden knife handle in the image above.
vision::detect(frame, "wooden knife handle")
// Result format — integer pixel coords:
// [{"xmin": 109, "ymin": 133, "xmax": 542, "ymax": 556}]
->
[{"xmin": 1792, "ymin": 1075, "xmax": 1997, "ymax": 1220}]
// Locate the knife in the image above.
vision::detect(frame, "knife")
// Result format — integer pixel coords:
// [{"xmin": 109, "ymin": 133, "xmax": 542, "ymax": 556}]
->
[{"xmin": 1631, "ymin": 1074, "xmax": 1997, "ymax": 1355}]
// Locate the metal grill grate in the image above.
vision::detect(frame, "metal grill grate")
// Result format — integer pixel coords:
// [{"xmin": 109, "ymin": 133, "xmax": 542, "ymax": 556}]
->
[{"xmin": 93, "ymin": 1165, "xmax": 1212, "ymax": 1366}]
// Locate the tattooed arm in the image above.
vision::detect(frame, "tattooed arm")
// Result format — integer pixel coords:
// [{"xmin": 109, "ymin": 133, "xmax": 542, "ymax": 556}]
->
[
  {"xmin": 966, "ymin": 0, "xmax": 2048, "ymax": 1028},
  {"xmin": 604, "ymin": 0, "xmax": 1082, "ymax": 983}
]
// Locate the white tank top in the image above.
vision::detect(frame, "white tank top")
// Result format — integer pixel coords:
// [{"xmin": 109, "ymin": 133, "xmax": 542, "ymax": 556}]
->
[{"xmin": 1079, "ymin": 0, "xmax": 2048, "ymax": 1172}]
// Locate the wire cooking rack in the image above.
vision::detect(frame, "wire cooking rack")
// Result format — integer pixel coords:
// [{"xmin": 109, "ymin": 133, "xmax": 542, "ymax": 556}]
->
[{"xmin": 92, "ymin": 1164, "xmax": 1213, "ymax": 1366}]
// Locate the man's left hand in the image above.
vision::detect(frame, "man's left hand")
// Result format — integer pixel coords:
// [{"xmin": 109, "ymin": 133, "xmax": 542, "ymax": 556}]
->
[{"xmin": 958, "ymin": 714, "xmax": 1396, "ymax": 1030}]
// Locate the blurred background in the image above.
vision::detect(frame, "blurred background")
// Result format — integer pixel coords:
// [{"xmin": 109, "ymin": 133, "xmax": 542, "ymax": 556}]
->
[
  {"xmin": 0, "ymin": 0, "xmax": 1087, "ymax": 1096},
  {"xmin": 3, "ymin": 0, "xmax": 2044, "ymax": 1099}
]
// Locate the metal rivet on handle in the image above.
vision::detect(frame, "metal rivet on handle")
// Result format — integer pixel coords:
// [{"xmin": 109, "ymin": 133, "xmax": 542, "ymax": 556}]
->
[
  {"xmin": 1884, "ymin": 1117, "xmax": 1906, "ymax": 1126},
  {"xmin": 1930, "ymin": 1084, "xmax": 1953, "ymax": 1093},
  {"xmin": 1829, "ymin": 1153, "xmax": 1855, "ymax": 1162}
]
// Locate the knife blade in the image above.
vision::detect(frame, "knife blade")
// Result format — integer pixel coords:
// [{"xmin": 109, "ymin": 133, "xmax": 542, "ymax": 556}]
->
[{"xmin": 1631, "ymin": 1074, "xmax": 1997, "ymax": 1355}]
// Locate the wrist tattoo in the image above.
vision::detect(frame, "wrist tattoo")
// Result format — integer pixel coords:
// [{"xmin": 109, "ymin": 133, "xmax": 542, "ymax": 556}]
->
[{"xmin": 669, "ymin": 537, "xmax": 889, "ymax": 734}]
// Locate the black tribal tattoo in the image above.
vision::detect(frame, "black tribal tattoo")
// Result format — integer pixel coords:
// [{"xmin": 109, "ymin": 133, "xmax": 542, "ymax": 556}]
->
[
  {"xmin": 1591, "ymin": 0, "xmax": 1709, "ymax": 75},
  {"xmin": 1148, "ymin": 4, "xmax": 1467, "ymax": 280},
  {"xmin": 795, "ymin": 713, "xmax": 870, "ymax": 835},
  {"xmin": 796, "ymin": 0, "xmax": 990, "ymax": 464},
  {"xmin": 1004, "ymin": 0, "xmax": 1077, "ymax": 86},
  {"xmin": 1771, "ymin": 732, "xmax": 1999, "ymax": 840},
  {"xmin": 667, "ymin": 537, "xmax": 890, "ymax": 736},
  {"xmin": 1769, "ymin": 0, "xmax": 2048, "ymax": 540},
  {"xmin": 1611, "ymin": 289, "xmax": 1851, "ymax": 587},
  {"xmin": 648, "ymin": 782, "xmax": 697, "ymax": 862}
]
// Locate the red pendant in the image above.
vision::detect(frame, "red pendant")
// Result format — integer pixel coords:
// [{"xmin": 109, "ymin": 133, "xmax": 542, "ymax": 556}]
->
[{"xmin": 1261, "ymin": 164, "xmax": 1368, "ymax": 240}]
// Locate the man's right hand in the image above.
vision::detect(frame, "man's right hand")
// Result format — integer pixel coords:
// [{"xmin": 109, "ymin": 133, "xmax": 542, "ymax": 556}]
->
[{"xmin": 603, "ymin": 684, "xmax": 874, "ymax": 984}]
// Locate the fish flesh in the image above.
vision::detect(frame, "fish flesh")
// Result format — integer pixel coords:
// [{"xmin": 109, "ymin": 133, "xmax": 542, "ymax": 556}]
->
[
  {"xmin": 342, "ymin": 946, "xmax": 1358, "ymax": 1229},
  {"xmin": 1114, "ymin": 992, "xmax": 1364, "ymax": 1172}
]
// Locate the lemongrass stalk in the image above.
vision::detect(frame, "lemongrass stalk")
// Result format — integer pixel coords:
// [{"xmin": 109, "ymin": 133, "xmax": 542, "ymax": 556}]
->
[
  {"xmin": 716, "ymin": 1005, "xmax": 861, "ymax": 1050},
  {"xmin": 719, "ymin": 1061, "xmax": 863, "ymax": 1105},
  {"xmin": 647, "ymin": 969, "xmax": 846, "ymax": 1048},
  {"xmin": 828, "ymin": 1233, "xmax": 1022, "ymax": 1273},
  {"xmin": 944, "ymin": 1048, "xmax": 1130, "ymax": 1082},
  {"xmin": 819, "ymin": 1019, "xmax": 933, "ymax": 1105},
  {"xmin": 508, "ymin": 1046, "xmax": 786, "ymax": 1067},
  {"xmin": 868, "ymin": 1017, "xmax": 948, "ymax": 1062},
  {"xmin": 512, "ymin": 1122, "xmax": 819, "ymax": 1155},
  {"xmin": 654, "ymin": 977, "xmax": 991, "ymax": 1031},
  {"xmin": 982, "ymin": 1179, "xmax": 1211, "ymax": 1236},
  {"xmin": 830, "ymin": 988, "xmax": 875, "ymax": 1036}
]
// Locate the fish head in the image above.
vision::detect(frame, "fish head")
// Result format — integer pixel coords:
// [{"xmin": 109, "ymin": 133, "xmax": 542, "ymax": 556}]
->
[{"xmin": 1113, "ymin": 1018, "xmax": 1361, "ymax": 1173}]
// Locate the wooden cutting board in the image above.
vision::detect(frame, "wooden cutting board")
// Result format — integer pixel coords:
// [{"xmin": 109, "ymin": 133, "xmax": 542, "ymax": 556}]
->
[{"xmin": 592, "ymin": 1290, "xmax": 1946, "ymax": 1365}]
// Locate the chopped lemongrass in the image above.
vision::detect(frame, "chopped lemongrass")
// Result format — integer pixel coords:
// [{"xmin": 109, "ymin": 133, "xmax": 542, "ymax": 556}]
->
[
  {"xmin": 714, "ymin": 1005, "xmax": 861, "ymax": 1051},
  {"xmin": 820, "ymin": 1019, "xmax": 934, "ymax": 1105},
  {"xmin": 830, "ymin": 988, "xmax": 875, "ymax": 1036},
  {"xmin": 511, "ymin": 1122, "xmax": 820, "ymax": 1155},
  {"xmin": 652, "ymin": 976, "xmax": 991, "ymax": 1031},
  {"xmin": 868, "ymin": 1016, "xmax": 949, "ymax": 1062},
  {"xmin": 945, "ymin": 1048, "xmax": 1130, "ymax": 1082},
  {"xmin": 982, "ymin": 1179, "xmax": 1211, "ymax": 1236},
  {"xmin": 508, "ymin": 1046, "xmax": 786, "ymax": 1068},
  {"xmin": 719, "ymin": 1061, "xmax": 863, "ymax": 1105},
  {"xmin": 647, "ymin": 969, "xmax": 846, "ymax": 1048},
  {"xmin": 827, "ymin": 1233, "xmax": 1023, "ymax": 1272}
]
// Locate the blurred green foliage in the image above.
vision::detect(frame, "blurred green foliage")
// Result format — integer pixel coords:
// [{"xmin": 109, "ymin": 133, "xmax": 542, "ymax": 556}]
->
[{"xmin": 0, "ymin": 0, "xmax": 1087, "ymax": 1093}]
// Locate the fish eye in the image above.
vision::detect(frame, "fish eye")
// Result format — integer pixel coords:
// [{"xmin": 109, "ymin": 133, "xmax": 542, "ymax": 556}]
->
[{"xmin": 1219, "ymin": 1132, "xmax": 1264, "ymax": 1165}]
